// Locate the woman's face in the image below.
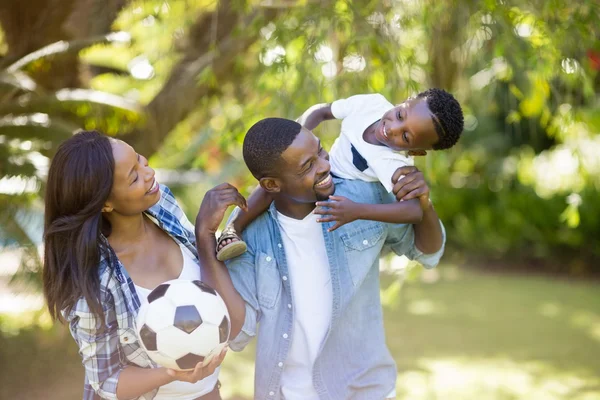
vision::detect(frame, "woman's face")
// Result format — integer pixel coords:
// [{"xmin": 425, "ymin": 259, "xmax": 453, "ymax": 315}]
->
[{"xmin": 103, "ymin": 139, "xmax": 160, "ymax": 216}]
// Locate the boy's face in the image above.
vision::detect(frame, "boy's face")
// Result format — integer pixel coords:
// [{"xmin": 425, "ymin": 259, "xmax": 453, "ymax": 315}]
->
[{"xmin": 374, "ymin": 97, "xmax": 439, "ymax": 152}]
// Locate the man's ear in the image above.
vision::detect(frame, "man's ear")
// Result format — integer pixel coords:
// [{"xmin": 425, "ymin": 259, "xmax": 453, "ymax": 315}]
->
[
  {"xmin": 259, "ymin": 177, "xmax": 281, "ymax": 195},
  {"xmin": 408, "ymin": 150, "xmax": 427, "ymax": 157}
]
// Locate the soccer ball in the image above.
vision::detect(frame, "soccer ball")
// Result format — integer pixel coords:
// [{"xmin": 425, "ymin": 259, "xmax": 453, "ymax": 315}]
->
[{"xmin": 135, "ymin": 279, "xmax": 230, "ymax": 371}]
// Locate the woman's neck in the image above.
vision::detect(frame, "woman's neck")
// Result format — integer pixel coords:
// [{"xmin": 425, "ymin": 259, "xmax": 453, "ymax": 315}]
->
[{"xmin": 104, "ymin": 212, "xmax": 150, "ymax": 251}]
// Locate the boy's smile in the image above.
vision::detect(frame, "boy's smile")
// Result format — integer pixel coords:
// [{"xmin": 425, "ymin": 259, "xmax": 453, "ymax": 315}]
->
[{"xmin": 366, "ymin": 97, "xmax": 440, "ymax": 152}]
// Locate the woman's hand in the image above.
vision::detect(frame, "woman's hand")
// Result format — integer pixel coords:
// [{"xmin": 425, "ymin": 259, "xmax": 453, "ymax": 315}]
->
[
  {"xmin": 166, "ymin": 346, "xmax": 228, "ymax": 383},
  {"xmin": 196, "ymin": 183, "xmax": 248, "ymax": 236},
  {"xmin": 314, "ymin": 195, "xmax": 364, "ymax": 232}
]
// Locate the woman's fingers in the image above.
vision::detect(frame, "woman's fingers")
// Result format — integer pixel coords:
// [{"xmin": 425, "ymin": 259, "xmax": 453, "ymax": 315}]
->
[{"xmin": 218, "ymin": 193, "xmax": 248, "ymax": 210}]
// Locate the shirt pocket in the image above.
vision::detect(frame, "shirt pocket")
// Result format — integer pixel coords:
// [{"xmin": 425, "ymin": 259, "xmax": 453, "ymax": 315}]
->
[
  {"xmin": 117, "ymin": 327, "xmax": 147, "ymax": 365},
  {"xmin": 255, "ymin": 251, "xmax": 281, "ymax": 309},
  {"xmin": 339, "ymin": 222, "xmax": 385, "ymax": 286}
]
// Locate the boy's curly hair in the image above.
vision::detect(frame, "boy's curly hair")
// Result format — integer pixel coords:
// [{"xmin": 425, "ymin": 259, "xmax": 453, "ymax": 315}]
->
[{"xmin": 416, "ymin": 88, "xmax": 464, "ymax": 150}]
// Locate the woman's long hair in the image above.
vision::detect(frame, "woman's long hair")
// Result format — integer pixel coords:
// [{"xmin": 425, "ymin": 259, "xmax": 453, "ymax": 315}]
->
[{"xmin": 43, "ymin": 130, "xmax": 115, "ymax": 324}]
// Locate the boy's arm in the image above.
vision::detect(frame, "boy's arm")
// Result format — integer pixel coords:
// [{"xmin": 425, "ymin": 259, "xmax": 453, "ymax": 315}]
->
[
  {"xmin": 315, "ymin": 196, "xmax": 423, "ymax": 232},
  {"xmin": 296, "ymin": 103, "xmax": 335, "ymax": 131}
]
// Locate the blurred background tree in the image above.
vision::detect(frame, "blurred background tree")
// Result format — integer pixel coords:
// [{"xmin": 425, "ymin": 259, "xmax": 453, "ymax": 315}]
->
[
  {"xmin": 1, "ymin": 1, "xmax": 599, "ymax": 399},
  {"xmin": 1, "ymin": 0, "xmax": 598, "ymax": 274}
]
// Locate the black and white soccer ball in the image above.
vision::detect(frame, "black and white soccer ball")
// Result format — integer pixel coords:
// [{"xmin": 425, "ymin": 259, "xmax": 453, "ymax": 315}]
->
[{"xmin": 135, "ymin": 279, "xmax": 230, "ymax": 371}]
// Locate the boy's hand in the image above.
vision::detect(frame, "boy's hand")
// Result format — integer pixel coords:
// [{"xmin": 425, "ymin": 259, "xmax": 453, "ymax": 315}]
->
[
  {"xmin": 391, "ymin": 166, "xmax": 431, "ymax": 210},
  {"xmin": 314, "ymin": 195, "xmax": 363, "ymax": 232}
]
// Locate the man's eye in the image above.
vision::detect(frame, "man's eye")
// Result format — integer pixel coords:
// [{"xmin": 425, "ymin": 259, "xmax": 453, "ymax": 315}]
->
[
  {"xmin": 397, "ymin": 112, "xmax": 403, "ymax": 120},
  {"xmin": 403, "ymin": 132, "xmax": 409, "ymax": 143}
]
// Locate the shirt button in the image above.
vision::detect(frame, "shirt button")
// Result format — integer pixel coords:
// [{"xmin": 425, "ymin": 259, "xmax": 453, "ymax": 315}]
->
[
  {"xmin": 269, "ymin": 391, "xmax": 275, "ymax": 396},
  {"xmin": 282, "ymin": 276, "xmax": 288, "ymax": 281},
  {"xmin": 363, "ymin": 239, "xmax": 369, "ymax": 245},
  {"xmin": 283, "ymin": 333, "xmax": 288, "ymax": 339},
  {"xmin": 287, "ymin": 303, "xmax": 292, "ymax": 309},
  {"xmin": 266, "ymin": 256, "xmax": 272, "ymax": 262},
  {"xmin": 278, "ymin": 243, "xmax": 282, "ymax": 248},
  {"xmin": 278, "ymin": 362, "xmax": 283, "ymax": 367}
]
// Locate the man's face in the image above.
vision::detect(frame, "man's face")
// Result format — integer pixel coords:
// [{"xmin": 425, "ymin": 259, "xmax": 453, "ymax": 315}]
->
[
  {"xmin": 375, "ymin": 97, "xmax": 439, "ymax": 151},
  {"xmin": 272, "ymin": 127, "xmax": 334, "ymax": 203}
]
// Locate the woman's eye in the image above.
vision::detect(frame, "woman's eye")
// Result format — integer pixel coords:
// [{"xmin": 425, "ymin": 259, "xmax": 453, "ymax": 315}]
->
[{"xmin": 397, "ymin": 112, "xmax": 403, "ymax": 120}]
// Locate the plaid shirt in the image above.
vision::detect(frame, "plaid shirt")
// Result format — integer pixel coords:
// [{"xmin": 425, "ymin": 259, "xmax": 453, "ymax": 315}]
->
[{"xmin": 64, "ymin": 185, "xmax": 199, "ymax": 400}]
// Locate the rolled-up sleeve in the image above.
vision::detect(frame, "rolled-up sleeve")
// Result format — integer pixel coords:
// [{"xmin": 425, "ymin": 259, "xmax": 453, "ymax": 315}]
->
[
  {"xmin": 225, "ymin": 250, "xmax": 260, "ymax": 352},
  {"xmin": 66, "ymin": 295, "xmax": 125, "ymax": 400},
  {"xmin": 386, "ymin": 220, "xmax": 447, "ymax": 269}
]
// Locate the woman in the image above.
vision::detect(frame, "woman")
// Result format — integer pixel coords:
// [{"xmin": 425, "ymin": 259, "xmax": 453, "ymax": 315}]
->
[{"xmin": 43, "ymin": 130, "xmax": 247, "ymax": 400}]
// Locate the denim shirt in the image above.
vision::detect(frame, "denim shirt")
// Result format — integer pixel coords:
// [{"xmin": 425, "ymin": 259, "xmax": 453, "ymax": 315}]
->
[{"xmin": 225, "ymin": 178, "xmax": 446, "ymax": 400}]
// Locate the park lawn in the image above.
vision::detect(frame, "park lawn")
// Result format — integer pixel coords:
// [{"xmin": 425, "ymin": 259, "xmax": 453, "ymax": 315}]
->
[
  {"xmin": 1, "ymin": 265, "xmax": 599, "ymax": 400},
  {"xmin": 219, "ymin": 265, "xmax": 600, "ymax": 400}
]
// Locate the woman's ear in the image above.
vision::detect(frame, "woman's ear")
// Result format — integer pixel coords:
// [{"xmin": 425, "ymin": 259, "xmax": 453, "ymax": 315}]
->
[
  {"xmin": 259, "ymin": 177, "xmax": 281, "ymax": 194},
  {"xmin": 102, "ymin": 203, "xmax": 113, "ymax": 213}
]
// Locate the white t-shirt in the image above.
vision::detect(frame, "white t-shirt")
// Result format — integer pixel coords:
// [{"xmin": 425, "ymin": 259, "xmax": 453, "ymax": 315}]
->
[
  {"xmin": 277, "ymin": 211, "xmax": 332, "ymax": 400},
  {"xmin": 277, "ymin": 211, "xmax": 396, "ymax": 399},
  {"xmin": 329, "ymin": 93, "xmax": 414, "ymax": 193},
  {"xmin": 134, "ymin": 243, "xmax": 219, "ymax": 400}
]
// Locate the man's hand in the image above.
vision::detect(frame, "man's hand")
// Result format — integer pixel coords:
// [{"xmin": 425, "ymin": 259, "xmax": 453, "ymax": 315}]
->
[
  {"xmin": 391, "ymin": 166, "xmax": 431, "ymax": 211},
  {"xmin": 196, "ymin": 183, "xmax": 248, "ymax": 236},
  {"xmin": 166, "ymin": 346, "xmax": 227, "ymax": 383},
  {"xmin": 314, "ymin": 195, "xmax": 363, "ymax": 232}
]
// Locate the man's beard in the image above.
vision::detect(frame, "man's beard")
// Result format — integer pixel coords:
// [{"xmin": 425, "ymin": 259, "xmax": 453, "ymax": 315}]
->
[{"xmin": 314, "ymin": 185, "xmax": 334, "ymax": 202}]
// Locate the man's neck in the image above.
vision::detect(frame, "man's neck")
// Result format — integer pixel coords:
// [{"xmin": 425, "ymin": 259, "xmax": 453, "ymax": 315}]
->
[{"xmin": 273, "ymin": 198, "xmax": 315, "ymax": 220}]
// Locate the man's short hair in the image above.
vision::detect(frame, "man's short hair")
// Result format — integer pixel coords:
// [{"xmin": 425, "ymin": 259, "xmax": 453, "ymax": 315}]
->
[
  {"xmin": 243, "ymin": 117, "xmax": 302, "ymax": 179},
  {"xmin": 416, "ymin": 88, "xmax": 464, "ymax": 150}
]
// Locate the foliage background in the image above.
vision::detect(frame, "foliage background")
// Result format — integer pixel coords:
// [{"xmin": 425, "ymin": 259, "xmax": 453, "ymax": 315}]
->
[{"xmin": 0, "ymin": 0, "xmax": 599, "ymax": 399}]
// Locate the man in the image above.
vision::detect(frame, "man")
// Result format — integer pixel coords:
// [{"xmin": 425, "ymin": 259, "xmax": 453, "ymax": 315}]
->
[{"xmin": 226, "ymin": 118, "xmax": 445, "ymax": 399}]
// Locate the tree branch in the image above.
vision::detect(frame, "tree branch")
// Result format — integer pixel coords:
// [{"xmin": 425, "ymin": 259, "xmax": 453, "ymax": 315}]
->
[{"xmin": 125, "ymin": 3, "xmax": 278, "ymax": 156}]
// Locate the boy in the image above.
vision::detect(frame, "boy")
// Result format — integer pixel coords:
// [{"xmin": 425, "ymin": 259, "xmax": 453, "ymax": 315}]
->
[{"xmin": 216, "ymin": 88, "xmax": 463, "ymax": 261}]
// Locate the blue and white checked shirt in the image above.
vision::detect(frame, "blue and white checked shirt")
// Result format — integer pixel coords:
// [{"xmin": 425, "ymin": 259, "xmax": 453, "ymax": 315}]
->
[{"xmin": 64, "ymin": 185, "xmax": 199, "ymax": 400}]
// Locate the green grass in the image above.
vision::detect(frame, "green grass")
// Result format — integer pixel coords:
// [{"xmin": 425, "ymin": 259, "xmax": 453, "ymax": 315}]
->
[
  {"xmin": 2, "ymin": 266, "xmax": 600, "ymax": 400},
  {"xmin": 382, "ymin": 266, "xmax": 600, "ymax": 400}
]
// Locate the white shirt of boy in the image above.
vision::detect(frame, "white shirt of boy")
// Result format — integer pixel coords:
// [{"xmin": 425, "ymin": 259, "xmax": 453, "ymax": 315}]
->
[{"xmin": 329, "ymin": 93, "xmax": 414, "ymax": 193}]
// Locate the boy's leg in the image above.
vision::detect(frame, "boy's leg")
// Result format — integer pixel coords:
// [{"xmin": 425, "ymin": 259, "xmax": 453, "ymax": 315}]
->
[{"xmin": 216, "ymin": 185, "xmax": 273, "ymax": 261}]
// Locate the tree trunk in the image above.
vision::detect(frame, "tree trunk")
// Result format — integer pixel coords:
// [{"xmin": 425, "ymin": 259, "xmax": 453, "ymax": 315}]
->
[
  {"xmin": 126, "ymin": 4, "xmax": 278, "ymax": 157},
  {"xmin": 0, "ymin": 0, "xmax": 128, "ymax": 90}
]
